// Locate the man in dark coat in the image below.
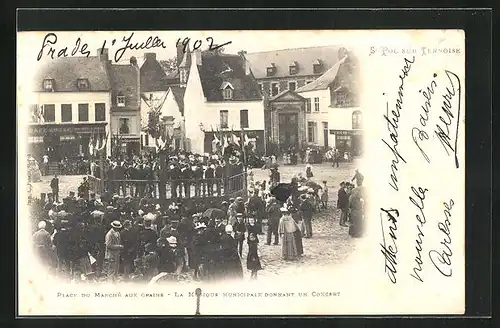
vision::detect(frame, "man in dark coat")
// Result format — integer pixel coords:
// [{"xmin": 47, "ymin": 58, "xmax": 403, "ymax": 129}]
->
[
  {"xmin": 181, "ymin": 165, "xmax": 192, "ymax": 198},
  {"xmin": 205, "ymin": 164, "xmax": 215, "ymax": 196},
  {"xmin": 214, "ymin": 163, "xmax": 224, "ymax": 196},
  {"xmin": 120, "ymin": 220, "xmax": 137, "ymax": 279},
  {"xmin": 266, "ymin": 199, "xmax": 281, "ymax": 245},
  {"xmin": 337, "ymin": 182, "xmax": 350, "ymax": 226},
  {"xmin": 50, "ymin": 174, "xmax": 59, "ymax": 202},
  {"xmin": 193, "ymin": 165, "xmax": 203, "ymax": 197}
]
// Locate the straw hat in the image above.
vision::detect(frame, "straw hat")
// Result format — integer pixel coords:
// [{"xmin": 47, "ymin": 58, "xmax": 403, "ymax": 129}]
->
[
  {"xmin": 166, "ymin": 236, "xmax": 177, "ymax": 246},
  {"xmin": 225, "ymin": 225, "xmax": 233, "ymax": 233},
  {"xmin": 111, "ymin": 221, "xmax": 122, "ymax": 229},
  {"xmin": 195, "ymin": 222, "xmax": 207, "ymax": 230}
]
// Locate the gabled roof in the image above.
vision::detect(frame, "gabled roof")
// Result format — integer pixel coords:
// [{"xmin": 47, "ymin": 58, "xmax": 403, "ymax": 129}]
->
[
  {"xmin": 140, "ymin": 56, "xmax": 170, "ymax": 92},
  {"xmin": 269, "ymin": 89, "xmax": 306, "ymax": 102},
  {"xmin": 110, "ymin": 64, "xmax": 140, "ymax": 109},
  {"xmin": 169, "ymin": 86, "xmax": 186, "ymax": 116},
  {"xmin": 246, "ymin": 45, "xmax": 343, "ymax": 79},
  {"xmin": 34, "ymin": 57, "xmax": 110, "ymax": 92},
  {"xmin": 295, "ymin": 56, "xmax": 347, "ymax": 93},
  {"xmin": 197, "ymin": 52, "xmax": 262, "ymax": 102}
]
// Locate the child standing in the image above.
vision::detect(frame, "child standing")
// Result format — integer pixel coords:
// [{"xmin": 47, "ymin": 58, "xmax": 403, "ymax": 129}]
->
[
  {"xmin": 320, "ymin": 180, "xmax": 328, "ymax": 209},
  {"xmin": 246, "ymin": 233, "xmax": 262, "ymax": 280}
]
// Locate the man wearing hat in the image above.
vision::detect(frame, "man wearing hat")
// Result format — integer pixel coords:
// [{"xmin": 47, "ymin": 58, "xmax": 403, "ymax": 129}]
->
[
  {"xmin": 204, "ymin": 164, "xmax": 215, "ymax": 197},
  {"xmin": 120, "ymin": 220, "xmax": 137, "ymax": 279},
  {"xmin": 33, "ymin": 221, "xmax": 52, "ymax": 267},
  {"xmin": 103, "ymin": 221, "xmax": 124, "ymax": 281},
  {"xmin": 266, "ymin": 198, "xmax": 281, "ymax": 246},
  {"xmin": 338, "ymin": 182, "xmax": 350, "ymax": 227},
  {"xmin": 300, "ymin": 192, "xmax": 314, "ymax": 238}
]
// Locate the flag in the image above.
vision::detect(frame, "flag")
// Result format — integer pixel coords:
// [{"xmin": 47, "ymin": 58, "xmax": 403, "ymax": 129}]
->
[
  {"xmin": 89, "ymin": 134, "xmax": 94, "ymax": 155},
  {"xmin": 231, "ymin": 133, "xmax": 240, "ymax": 146},
  {"xmin": 38, "ymin": 105, "xmax": 45, "ymax": 123},
  {"xmin": 95, "ymin": 135, "xmax": 101, "ymax": 151},
  {"xmin": 88, "ymin": 252, "xmax": 97, "ymax": 265},
  {"xmin": 244, "ymin": 133, "xmax": 250, "ymax": 146},
  {"xmin": 213, "ymin": 130, "xmax": 220, "ymax": 146}
]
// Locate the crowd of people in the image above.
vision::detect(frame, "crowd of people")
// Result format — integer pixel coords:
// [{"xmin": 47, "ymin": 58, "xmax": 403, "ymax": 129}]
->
[{"xmin": 29, "ymin": 146, "xmax": 366, "ymax": 284}]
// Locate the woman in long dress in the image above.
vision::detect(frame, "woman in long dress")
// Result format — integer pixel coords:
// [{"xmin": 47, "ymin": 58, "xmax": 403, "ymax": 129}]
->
[{"xmin": 278, "ymin": 207, "xmax": 298, "ymax": 261}]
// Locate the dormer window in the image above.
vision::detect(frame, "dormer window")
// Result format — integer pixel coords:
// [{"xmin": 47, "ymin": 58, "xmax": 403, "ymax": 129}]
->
[
  {"xmin": 289, "ymin": 61, "xmax": 298, "ymax": 75},
  {"xmin": 220, "ymin": 81, "xmax": 234, "ymax": 100},
  {"xmin": 77, "ymin": 78, "xmax": 89, "ymax": 90},
  {"xmin": 313, "ymin": 59, "xmax": 323, "ymax": 74},
  {"xmin": 266, "ymin": 63, "xmax": 276, "ymax": 77},
  {"xmin": 43, "ymin": 79, "xmax": 54, "ymax": 91},
  {"xmin": 117, "ymin": 94, "xmax": 126, "ymax": 107}
]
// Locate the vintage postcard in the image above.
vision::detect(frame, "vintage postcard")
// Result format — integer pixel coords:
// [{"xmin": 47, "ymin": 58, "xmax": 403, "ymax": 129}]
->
[{"xmin": 17, "ymin": 29, "xmax": 465, "ymax": 316}]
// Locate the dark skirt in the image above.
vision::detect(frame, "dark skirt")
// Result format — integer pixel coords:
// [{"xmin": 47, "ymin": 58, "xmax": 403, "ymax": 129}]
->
[
  {"xmin": 293, "ymin": 230, "xmax": 304, "ymax": 256},
  {"xmin": 247, "ymin": 252, "xmax": 262, "ymax": 271},
  {"xmin": 348, "ymin": 210, "xmax": 364, "ymax": 238}
]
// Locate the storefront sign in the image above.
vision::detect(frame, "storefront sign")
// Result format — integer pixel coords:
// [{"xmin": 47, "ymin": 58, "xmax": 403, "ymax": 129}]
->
[
  {"xmin": 28, "ymin": 123, "xmax": 107, "ymax": 136},
  {"xmin": 329, "ymin": 129, "xmax": 363, "ymax": 136}
]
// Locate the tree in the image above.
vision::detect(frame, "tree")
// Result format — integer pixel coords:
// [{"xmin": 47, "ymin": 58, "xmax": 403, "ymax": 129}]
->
[{"xmin": 160, "ymin": 57, "xmax": 178, "ymax": 76}]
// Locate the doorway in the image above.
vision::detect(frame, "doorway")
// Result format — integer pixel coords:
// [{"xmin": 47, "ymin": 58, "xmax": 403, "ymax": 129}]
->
[{"xmin": 278, "ymin": 113, "xmax": 299, "ymax": 151}]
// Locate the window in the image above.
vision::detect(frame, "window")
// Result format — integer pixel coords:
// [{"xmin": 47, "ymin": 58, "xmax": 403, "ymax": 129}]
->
[
  {"xmin": 314, "ymin": 97, "xmax": 320, "ymax": 112},
  {"xmin": 145, "ymin": 133, "xmax": 149, "ymax": 146},
  {"xmin": 352, "ymin": 110, "xmax": 363, "ymax": 129},
  {"xmin": 305, "ymin": 99, "xmax": 311, "ymax": 113},
  {"xmin": 77, "ymin": 78, "xmax": 89, "ymax": 90},
  {"xmin": 288, "ymin": 81, "xmax": 296, "ymax": 91},
  {"xmin": 223, "ymin": 88, "xmax": 233, "ymax": 100},
  {"xmin": 95, "ymin": 103, "xmax": 106, "ymax": 122},
  {"xmin": 220, "ymin": 110, "xmax": 228, "ymax": 128},
  {"xmin": 289, "ymin": 65, "xmax": 298, "ymax": 75},
  {"xmin": 266, "ymin": 66, "xmax": 275, "ymax": 76},
  {"xmin": 119, "ymin": 118, "xmax": 130, "ymax": 134},
  {"xmin": 61, "ymin": 104, "xmax": 72, "ymax": 122},
  {"xmin": 307, "ymin": 122, "xmax": 317, "ymax": 143},
  {"xmin": 240, "ymin": 109, "xmax": 249, "ymax": 128},
  {"xmin": 313, "ymin": 64, "xmax": 323, "ymax": 74},
  {"xmin": 271, "ymin": 83, "xmax": 279, "ymax": 97},
  {"xmin": 43, "ymin": 79, "xmax": 54, "ymax": 91},
  {"xmin": 43, "ymin": 104, "xmax": 55, "ymax": 122},
  {"xmin": 335, "ymin": 91, "xmax": 349, "ymax": 107},
  {"xmin": 258, "ymin": 83, "xmax": 263, "ymax": 94},
  {"xmin": 117, "ymin": 94, "xmax": 125, "ymax": 107},
  {"xmin": 78, "ymin": 104, "xmax": 89, "ymax": 122}
]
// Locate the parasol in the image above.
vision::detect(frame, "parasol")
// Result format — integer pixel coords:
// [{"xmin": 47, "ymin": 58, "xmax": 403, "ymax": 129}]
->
[
  {"xmin": 202, "ymin": 208, "xmax": 226, "ymax": 220},
  {"xmin": 270, "ymin": 183, "xmax": 293, "ymax": 202}
]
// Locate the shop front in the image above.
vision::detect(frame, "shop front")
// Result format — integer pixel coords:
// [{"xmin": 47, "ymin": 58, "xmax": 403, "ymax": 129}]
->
[
  {"xmin": 330, "ymin": 129, "xmax": 364, "ymax": 156},
  {"xmin": 28, "ymin": 123, "xmax": 108, "ymax": 162}
]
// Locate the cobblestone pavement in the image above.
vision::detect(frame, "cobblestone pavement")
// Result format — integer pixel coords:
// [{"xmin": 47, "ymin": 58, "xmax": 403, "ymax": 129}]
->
[{"xmin": 29, "ymin": 160, "xmax": 362, "ymax": 281}]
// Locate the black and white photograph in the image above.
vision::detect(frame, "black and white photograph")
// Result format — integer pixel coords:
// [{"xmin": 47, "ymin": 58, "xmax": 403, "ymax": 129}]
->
[{"xmin": 17, "ymin": 28, "xmax": 465, "ymax": 315}]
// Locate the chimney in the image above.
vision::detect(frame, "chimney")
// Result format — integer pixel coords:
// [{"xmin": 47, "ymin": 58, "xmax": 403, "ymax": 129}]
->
[
  {"xmin": 130, "ymin": 56, "xmax": 138, "ymax": 67},
  {"xmin": 97, "ymin": 48, "xmax": 109, "ymax": 61},
  {"xmin": 145, "ymin": 53, "xmax": 157, "ymax": 62},
  {"xmin": 193, "ymin": 49, "xmax": 202, "ymax": 66},
  {"xmin": 177, "ymin": 42, "xmax": 185, "ymax": 66},
  {"xmin": 238, "ymin": 50, "xmax": 250, "ymax": 75}
]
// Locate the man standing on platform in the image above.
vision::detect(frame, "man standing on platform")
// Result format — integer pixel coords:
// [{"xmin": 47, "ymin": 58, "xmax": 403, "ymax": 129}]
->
[{"xmin": 50, "ymin": 174, "xmax": 59, "ymax": 202}]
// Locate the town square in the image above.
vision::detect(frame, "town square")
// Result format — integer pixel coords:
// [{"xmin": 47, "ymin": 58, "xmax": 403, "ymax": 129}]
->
[{"xmin": 24, "ymin": 32, "xmax": 366, "ymax": 284}]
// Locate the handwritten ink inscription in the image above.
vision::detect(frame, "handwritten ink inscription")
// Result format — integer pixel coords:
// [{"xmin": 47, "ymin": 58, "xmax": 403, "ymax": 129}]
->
[
  {"xmin": 380, "ymin": 208, "xmax": 400, "ymax": 283},
  {"xmin": 429, "ymin": 199, "xmax": 454, "ymax": 277},
  {"xmin": 412, "ymin": 74, "xmax": 437, "ymax": 163},
  {"xmin": 381, "ymin": 56, "xmax": 415, "ymax": 192},
  {"xmin": 409, "ymin": 186, "xmax": 428, "ymax": 282},
  {"xmin": 36, "ymin": 32, "xmax": 232, "ymax": 62}
]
